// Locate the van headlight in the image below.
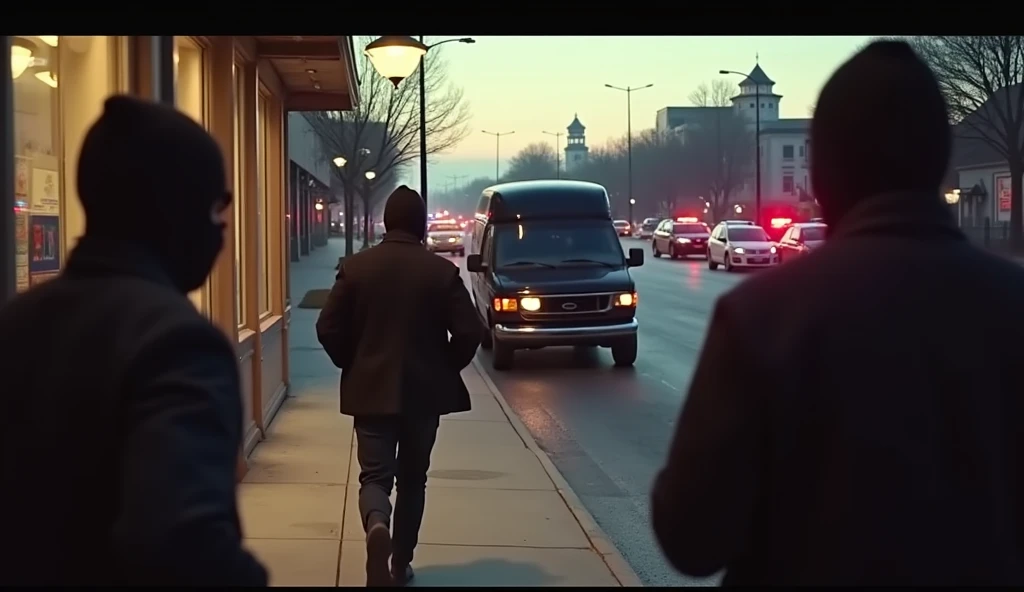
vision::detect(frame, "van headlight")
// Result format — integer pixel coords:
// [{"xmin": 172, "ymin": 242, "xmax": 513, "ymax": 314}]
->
[
  {"xmin": 519, "ymin": 296, "xmax": 541, "ymax": 312},
  {"xmin": 614, "ymin": 292, "xmax": 638, "ymax": 307}
]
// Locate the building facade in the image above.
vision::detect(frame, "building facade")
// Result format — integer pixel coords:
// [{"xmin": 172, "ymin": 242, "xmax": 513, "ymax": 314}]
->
[
  {"xmin": 564, "ymin": 114, "xmax": 589, "ymax": 174},
  {"xmin": 1, "ymin": 35, "xmax": 359, "ymax": 471},
  {"xmin": 287, "ymin": 112, "xmax": 332, "ymax": 261}
]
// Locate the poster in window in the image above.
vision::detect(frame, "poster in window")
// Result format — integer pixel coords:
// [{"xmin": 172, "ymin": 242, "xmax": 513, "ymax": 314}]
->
[
  {"xmin": 29, "ymin": 215, "xmax": 61, "ymax": 275},
  {"xmin": 15, "ymin": 208, "xmax": 30, "ymax": 293},
  {"xmin": 31, "ymin": 167, "xmax": 60, "ymax": 215},
  {"xmin": 15, "ymin": 156, "xmax": 30, "ymax": 199},
  {"xmin": 996, "ymin": 174, "xmax": 1011, "ymax": 222}
]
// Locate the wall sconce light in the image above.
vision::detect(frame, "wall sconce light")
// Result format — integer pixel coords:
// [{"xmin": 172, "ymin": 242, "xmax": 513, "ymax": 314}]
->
[
  {"xmin": 314, "ymin": 202, "xmax": 325, "ymax": 211},
  {"xmin": 35, "ymin": 70, "xmax": 57, "ymax": 88},
  {"xmin": 11, "ymin": 40, "xmax": 34, "ymax": 79}
]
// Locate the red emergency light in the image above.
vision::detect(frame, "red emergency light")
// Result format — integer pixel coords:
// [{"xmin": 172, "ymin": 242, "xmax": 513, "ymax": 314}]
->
[
  {"xmin": 676, "ymin": 217, "xmax": 699, "ymax": 223},
  {"xmin": 770, "ymin": 217, "xmax": 793, "ymax": 228}
]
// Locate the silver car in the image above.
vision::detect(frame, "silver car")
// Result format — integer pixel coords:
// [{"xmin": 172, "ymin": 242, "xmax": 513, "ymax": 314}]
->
[
  {"xmin": 707, "ymin": 222, "xmax": 779, "ymax": 271},
  {"xmin": 426, "ymin": 220, "xmax": 466, "ymax": 256}
]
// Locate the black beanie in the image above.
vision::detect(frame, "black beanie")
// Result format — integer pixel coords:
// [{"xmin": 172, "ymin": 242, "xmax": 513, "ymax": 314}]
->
[
  {"xmin": 811, "ymin": 40, "xmax": 951, "ymax": 223},
  {"xmin": 383, "ymin": 185, "xmax": 427, "ymax": 240}
]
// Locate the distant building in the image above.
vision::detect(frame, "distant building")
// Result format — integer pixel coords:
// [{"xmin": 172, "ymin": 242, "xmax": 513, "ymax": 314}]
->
[
  {"xmin": 731, "ymin": 64, "xmax": 812, "ymax": 206},
  {"xmin": 564, "ymin": 114, "xmax": 590, "ymax": 174},
  {"xmin": 656, "ymin": 63, "xmax": 813, "ymax": 207}
]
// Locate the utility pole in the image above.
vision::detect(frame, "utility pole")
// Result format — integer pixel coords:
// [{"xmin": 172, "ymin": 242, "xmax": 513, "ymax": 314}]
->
[
  {"xmin": 542, "ymin": 131, "xmax": 563, "ymax": 179},
  {"xmin": 605, "ymin": 83, "xmax": 653, "ymax": 218},
  {"xmin": 482, "ymin": 130, "xmax": 515, "ymax": 183}
]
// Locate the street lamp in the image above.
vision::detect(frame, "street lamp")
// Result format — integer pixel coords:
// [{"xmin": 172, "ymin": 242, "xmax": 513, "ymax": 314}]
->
[
  {"xmin": 482, "ymin": 130, "xmax": 515, "ymax": 183},
  {"xmin": 734, "ymin": 204, "xmax": 744, "ymax": 215},
  {"xmin": 364, "ymin": 35, "xmax": 475, "ymax": 208},
  {"xmin": 629, "ymin": 198, "xmax": 636, "ymax": 225},
  {"xmin": 944, "ymin": 189, "xmax": 961, "ymax": 205},
  {"xmin": 721, "ymin": 68, "xmax": 761, "ymax": 225},
  {"xmin": 365, "ymin": 171, "xmax": 376, "ymax": 181},
  {"xmin": 542, "ymin": 130, "xmax": 563, "ymax": 179},
  {"xmin": 605, "ymin": 83, "xmax": 654, "ymax": 221},
  {"xmin": 360, "ymin": 170, "xmax": 377, "ymax": 250},
  {"xmin": 333, "ymin": 156, "xmax": 347, "ymax": 168}
]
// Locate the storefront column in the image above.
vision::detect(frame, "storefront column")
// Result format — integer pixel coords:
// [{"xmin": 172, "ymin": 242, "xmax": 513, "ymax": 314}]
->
[
  {"xmin": 298, "ymin": 170, "xmax": 310, "ymax": 256},
  {"xmin": 151, "ymin": 36, "xmax": 175, "ymax": 105},
  {"xmin": 1, "ymin": 36, "xmax": 14, "ymax": 303},
  {"xmin": 289, "ymin": 163, "xmax": 300, "ymax": 262}
]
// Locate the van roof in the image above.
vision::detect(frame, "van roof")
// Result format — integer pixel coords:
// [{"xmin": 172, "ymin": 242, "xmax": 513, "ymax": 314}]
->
[{"xmin": 481, "ymin": 180, "xmax": 611, "ymax": 222}]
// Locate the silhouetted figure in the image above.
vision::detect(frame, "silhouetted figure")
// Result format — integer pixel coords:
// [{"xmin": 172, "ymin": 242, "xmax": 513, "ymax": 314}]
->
[
  {"xmin": 316, "ymin": 186, "xmax": 482, "ymax": 586},
  {"xmin": 652, "ymin": 41, "xmax": 1024, "ymax": 586},
  {"xmin": 0, "ymin": 96, "xmax": 267, "ymax": 586}
]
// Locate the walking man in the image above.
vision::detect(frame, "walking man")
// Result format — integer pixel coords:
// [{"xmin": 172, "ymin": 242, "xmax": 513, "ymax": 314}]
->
[
  {"xmin": 317, "ymin": 186, "xmax": 482, "ymax": 586},
  {"xmin": 0, "ymin": 96, "xmax": 267, "ymax": 585},
  {"xmin": 651, "ymin": 40, "xmax": 1024, "ymax": 585}
]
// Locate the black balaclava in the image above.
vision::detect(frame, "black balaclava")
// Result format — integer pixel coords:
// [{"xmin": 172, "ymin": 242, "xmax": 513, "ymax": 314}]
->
[
  {"xmin": 811, "ymin": 40, "xmax": 951, "ymax": 226},
  {"xmin": 77, "ymin": 95, "xmax": 227, "ymax": 293},
  {"xmin": 383, "ymin": 185, "xmax": 427, "ymax": 241}
]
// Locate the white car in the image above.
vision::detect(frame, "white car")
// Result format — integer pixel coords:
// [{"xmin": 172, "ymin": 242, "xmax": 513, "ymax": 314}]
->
[
  {"xmin": 707, "ymin": 222, "xmax": 778, "ymax": 271},
  {"xmin": 426, "ymin": 220, "xmax": 466, "ymax": 256},
  {"xmin": 613, "ymin": 219, "xmax": 633, "ymax": 237}
]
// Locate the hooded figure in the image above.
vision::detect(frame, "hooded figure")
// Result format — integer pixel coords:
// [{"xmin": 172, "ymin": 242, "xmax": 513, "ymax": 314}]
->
[
  {"xmin": 317, "ymin": 185, "xmax": 481, "ymax": 586},
  {"xmin": 652, "ymin": 41, "xmax": 1024, "ymax": 585},
  {"xmin": 0, "ymin": 96, "xmax": 267, "ymax": 586}
]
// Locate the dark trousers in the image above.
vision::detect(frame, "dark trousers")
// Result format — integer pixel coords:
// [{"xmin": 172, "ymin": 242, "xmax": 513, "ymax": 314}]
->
[{"xmin": 354, "ymin": 414, "xmax": 440, "ymax": 566}]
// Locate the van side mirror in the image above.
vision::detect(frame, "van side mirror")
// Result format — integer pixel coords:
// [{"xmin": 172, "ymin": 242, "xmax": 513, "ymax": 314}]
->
[
  {"xmin": 466, "ymin": 254, "xmax": 486, "ymax": 273},
  {"xmin": 627, "ymin": 248, "xmax": 644, "ymax": 267}
]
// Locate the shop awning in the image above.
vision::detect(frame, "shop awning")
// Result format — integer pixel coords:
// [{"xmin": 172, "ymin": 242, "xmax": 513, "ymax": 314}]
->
[{"xmin": 255, "ymin": 36, "xmax": 360, "ymax": 111}]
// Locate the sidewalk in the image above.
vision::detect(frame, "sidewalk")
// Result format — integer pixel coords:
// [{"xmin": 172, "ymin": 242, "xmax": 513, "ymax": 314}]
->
[{"xmin": 237, "ymin": 238, "xmax": 640, "ymax": 587}]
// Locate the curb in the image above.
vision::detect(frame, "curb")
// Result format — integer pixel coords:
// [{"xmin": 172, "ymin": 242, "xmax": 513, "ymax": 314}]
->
[{"xmin": 471, "ymin": 358, "xmax": 644, "ymax": 588}]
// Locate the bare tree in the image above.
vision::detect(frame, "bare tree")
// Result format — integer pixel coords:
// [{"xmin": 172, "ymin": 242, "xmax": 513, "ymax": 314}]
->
[
  {"xmin": 689, "ymin": 79, "xmax": 735, "ymax": 108},
  {"xmin": 914, "ymin": 36, "xmax": 1024, "ymax": 250},
  {"xmin": 681, "ymin": 110, "xmax": 753, "ymax": 222},
  {"xmin": 504, "ymin": 142, "xmax": 558, "ymax": 181},
  {"xmin": 304, "ymin": 35, "xmax": 472, "ymax": 255}
]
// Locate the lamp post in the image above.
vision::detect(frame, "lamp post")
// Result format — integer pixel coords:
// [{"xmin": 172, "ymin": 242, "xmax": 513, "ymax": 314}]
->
[
  {"xmin": 363, "ymin": 35, "xmax": 475, "ymax": 209},
  {"xmin": 720, "ymin": 69, "xmax": 761, "ymax": 225},
  {"xmin": 629, "ymin": 198, "xmax": 636, "ymax": 226},
  {"xmin": 362, "ymin": 170, "xmax": 376, "ymax": 250},
  {"xmin": 542, "ymin": 130, "xmax": 563, "ymax": 179},
  {"xmin": 605, "ymin": 83, "xmax": 653, "ymax": 221},
  {"xmin": 482, "ymin": 130, "xmax": 515, "ymax": 183}
]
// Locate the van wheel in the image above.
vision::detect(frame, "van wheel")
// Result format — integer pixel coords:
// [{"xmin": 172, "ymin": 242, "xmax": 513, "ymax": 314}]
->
[
  {"xmin": 652, "ymin": 242, "xmax": 662, "ymax": 258},
  {"xmin": 611, "ymin": 335, "xmax": 638, "ymax": 367},
  {"xmin": 492, "ymin": 341, "xmax": 514, "ymax": 371}
]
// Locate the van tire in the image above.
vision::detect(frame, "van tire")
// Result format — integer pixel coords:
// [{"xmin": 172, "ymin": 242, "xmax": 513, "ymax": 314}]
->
[
  {"xmin": 492, "ymin": 342, "xmax": 514, "ymax": 371},
  {"xmin": 611, "ymin": 335, "xmax": 638, "ymax": 367}
]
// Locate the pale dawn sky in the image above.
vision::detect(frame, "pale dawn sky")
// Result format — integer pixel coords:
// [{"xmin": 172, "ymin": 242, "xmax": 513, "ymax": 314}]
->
[{"xmin": 396, "ymin": 35, "xmax": 876, "ymax": 192}]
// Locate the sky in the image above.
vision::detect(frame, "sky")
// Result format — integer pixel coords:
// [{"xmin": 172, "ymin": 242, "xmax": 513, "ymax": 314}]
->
[{"xmin": 393, "ymin": 36, "xmax": 875, "ymax": 194}]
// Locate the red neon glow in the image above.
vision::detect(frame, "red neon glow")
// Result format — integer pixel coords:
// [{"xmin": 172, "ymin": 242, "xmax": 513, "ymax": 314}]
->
[
  {"xmin": 676, "ymin": 217, "xmax": 699, "ymax": 223},
  {"xmin": 770, "ymin": 217, "xmax": 792, "ymax": 228}
]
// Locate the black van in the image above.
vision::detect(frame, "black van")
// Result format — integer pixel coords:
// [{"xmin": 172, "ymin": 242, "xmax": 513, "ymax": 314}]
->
[{"xmin": 465, "ymin": 180, "xmax": 644, "ymax": 371}]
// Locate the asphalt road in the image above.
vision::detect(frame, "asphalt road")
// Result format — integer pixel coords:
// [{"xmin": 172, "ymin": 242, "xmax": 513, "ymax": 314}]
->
[{"xmin": 456, "ymin": 238, "xmax": 757, "ymax": 587}]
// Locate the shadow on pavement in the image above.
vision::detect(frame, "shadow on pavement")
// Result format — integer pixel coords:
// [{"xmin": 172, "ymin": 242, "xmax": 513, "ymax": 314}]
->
[{"xmin": 411, "ymin": 558, "xmax": 560, "ymax": 587}]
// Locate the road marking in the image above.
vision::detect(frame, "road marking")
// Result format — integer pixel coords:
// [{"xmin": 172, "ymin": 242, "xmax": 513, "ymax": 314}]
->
[{"xmin": 660, "ymin": 379, "xmax": 678, "ymax": 391}]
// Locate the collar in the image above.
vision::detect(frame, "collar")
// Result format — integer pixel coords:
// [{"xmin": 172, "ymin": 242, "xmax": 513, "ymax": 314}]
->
[
  {"xmin": 829, "ymin": 191, "xmax": 966, "ymax": 243},
  {"xmin": 382, "ymin": 230, "xmax": 424, "ymax": 245},
  {"xmin": 64, "ymin": 234, "xmax": 176, "ymax": 289}
]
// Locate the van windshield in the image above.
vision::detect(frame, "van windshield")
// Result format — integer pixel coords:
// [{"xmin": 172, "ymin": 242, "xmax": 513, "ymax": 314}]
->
[{"xmin": 493, "ymin": 220, "xmax": 624, "ymax": 269}]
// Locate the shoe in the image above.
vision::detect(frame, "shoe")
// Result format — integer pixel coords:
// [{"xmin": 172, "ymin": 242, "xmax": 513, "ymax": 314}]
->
[
  {"xmin": 391, "ymin": 563, "xmax": 415, "ymax": 587},
  {"xmin": 365, "ymin": 522, "xmax": 393, "ymax": 587}
]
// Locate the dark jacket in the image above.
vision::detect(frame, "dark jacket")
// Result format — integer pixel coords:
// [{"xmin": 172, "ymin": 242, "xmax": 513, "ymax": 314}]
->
[
  {"xmin": 651, "ymin": 194, "xmax": 1024, "ymax": 586},
  {"xmin": 316, "ymin": 232, "xmax": 482, "ymax": 416},
  {"xmin": 0, "ymin": 237, "xmax": 267, "ymax": 586}
]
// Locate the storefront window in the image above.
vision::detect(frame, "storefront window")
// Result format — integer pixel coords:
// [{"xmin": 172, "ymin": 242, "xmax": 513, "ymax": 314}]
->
[
  {"xmin": 233, "ymin": 62, "xmax": 246, "ymax": 328},
  {"xmin": 256, "ymin": 89, "xmax": 270, "ymax": 315},
  {"xmin": 174, "ymin": 36, "xmax": 209, "ymax": 314},
  {"xmin": 13, "ymin": 35, "xmax": 120, "ymax": 293}
]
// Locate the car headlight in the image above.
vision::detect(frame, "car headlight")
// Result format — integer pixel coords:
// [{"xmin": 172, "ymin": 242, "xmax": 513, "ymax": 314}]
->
[
  {"xmin": 769, "ymin": 246, "xmax": 777, "ymax": 254},
  {"xmin": 448, "ymin": 237, "xmax": 457, "ymax": 243},
  {"xmin": 519, "ymin": 296, "xmax": 541, "ymax": 312},
  {"xmin": 733, "ymin": 247, "xmax": 745, "ymax": 254},
  {"xmin": 676, "ymin": 237, "xmax": 691, "ymax": 243},
  {"xmin": 426, "ymin": 236, "xmax": 435, "ymax": 244}
]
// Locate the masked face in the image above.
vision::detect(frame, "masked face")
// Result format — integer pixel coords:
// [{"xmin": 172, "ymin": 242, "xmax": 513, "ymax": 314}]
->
[{"xmin": 163, "ymin": 191, "xmax": 230, "ymax": 293}]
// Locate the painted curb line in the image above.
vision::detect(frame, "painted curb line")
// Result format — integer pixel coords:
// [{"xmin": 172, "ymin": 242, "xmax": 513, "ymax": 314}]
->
[{"xmin": 471, "ymin": 357, "xmax": 645, "ymax": 587}]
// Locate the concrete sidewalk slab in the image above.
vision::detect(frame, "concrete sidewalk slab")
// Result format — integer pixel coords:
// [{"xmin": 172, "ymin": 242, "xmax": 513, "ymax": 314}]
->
[{"xmin": 238, "ymin": 238, "xmax": 641, "ymax": 587}]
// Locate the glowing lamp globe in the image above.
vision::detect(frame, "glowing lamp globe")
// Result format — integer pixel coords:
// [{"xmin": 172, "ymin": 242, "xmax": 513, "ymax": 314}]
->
[
  {"xmin": 364, "ymin": 36, "xmax": 428, "ymax": 87},
  {"xmin": 11, "ymin": 45, "xmax": 32, "ymax": 79}
]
